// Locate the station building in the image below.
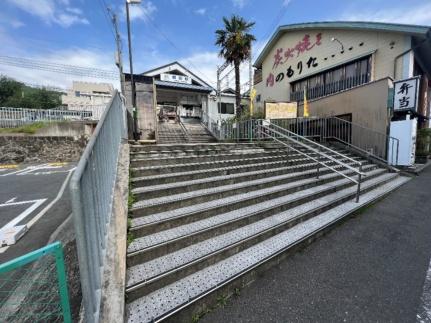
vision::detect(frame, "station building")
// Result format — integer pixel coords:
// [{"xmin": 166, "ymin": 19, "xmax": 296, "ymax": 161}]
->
[
  {"xmin": 253, "ymin": 22, "xmax": 431, "ymax": 134},
  {"xmin": 125, "ymin": 62, "xmax": 237, "ymax": 139}
]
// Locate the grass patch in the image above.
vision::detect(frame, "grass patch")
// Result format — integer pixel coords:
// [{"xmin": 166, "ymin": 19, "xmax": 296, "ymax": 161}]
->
[
  {"xmin": 0, "ymin": 122, "xmax": 47, "ymax": 134},
  {"xmin": 127, "ymin": 232, "xmax": 134, "ymax": 246}
]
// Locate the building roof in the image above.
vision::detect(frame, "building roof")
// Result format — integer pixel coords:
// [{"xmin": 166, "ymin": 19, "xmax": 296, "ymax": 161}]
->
[
  {"xmin": 254, "ymin": 21, "xmax": 431, "ymax": 68},
  {"xmin": 142, "ymin": 61, "xmax": 212, "ymax": 88},
  {"xmin": 154, "ymin": 80, "xmax": 213, "ymax": 93}
]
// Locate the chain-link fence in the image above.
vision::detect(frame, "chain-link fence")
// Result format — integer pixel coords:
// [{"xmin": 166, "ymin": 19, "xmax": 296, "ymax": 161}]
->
[{"xmin": 0, "ymin": 242, "xmax": 71, "ymax": 323}]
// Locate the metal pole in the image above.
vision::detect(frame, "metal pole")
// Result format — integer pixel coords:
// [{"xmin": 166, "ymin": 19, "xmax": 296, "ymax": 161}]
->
[
  {"xmin": 111, "ymin": 12, "xmax": 126, "ymax": 96},
  {"xmin": 126, "ymin": 1, "xmax": 139, "ymax": 140},
  {"xmin": 356, "ymin": 163, "xmax": 362, "ymax": 203}
]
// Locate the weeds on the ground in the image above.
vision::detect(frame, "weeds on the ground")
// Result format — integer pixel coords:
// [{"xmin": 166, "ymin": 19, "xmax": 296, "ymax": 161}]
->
[
  {"xmin": 127, "ymin": 232, "xmax": 134, "ymax": 246},
  {"xmin": 0, "ymin": 122, "xmax": 47, "ymax": 134},
  {"xmin": 216, "ymin": 294, "xmax": 227, "ymax": 307}
]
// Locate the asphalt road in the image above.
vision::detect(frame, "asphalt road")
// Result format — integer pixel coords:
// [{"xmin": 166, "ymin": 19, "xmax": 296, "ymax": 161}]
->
[
  {"xmin": 202, "ymin": 166, "xmax": 431, "ymax": 323},
  {"xmin": 0, "ymin": 163, "xmax": 75, "ymax": 264}
]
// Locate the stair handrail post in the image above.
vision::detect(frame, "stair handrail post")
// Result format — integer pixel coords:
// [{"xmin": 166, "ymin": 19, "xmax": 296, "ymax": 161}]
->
[
  {"xmin": 316, "ymin": 145, "xmax": 320, "ymax": 179},
  {"xmin": 356, "ymin": 163, "xmax": 362, "ymax": 203}
]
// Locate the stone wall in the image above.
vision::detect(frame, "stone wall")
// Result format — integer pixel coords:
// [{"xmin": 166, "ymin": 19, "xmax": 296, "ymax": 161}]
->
[{"xmin": 0, "ymin": 135, "xmax": 88, "ymax": 164}]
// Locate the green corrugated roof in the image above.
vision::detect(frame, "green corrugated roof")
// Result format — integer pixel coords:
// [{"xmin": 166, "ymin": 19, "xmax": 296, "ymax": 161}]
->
[{"xmin": 254, "ymin": 21, "xmax": 431, "ymax": 67}]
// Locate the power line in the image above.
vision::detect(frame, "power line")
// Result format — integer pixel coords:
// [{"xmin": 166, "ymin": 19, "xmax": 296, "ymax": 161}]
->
[
  {"xmin": 0, "ymin": 55, "xmax": 119, "ymax": 80},
  {"xmin": 96, "ymin": 0, "xmax": 117, "ymax": 41}
]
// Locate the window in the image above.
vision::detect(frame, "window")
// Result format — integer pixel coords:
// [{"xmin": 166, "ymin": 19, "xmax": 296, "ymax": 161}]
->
[
  {"xmin": 256, "ymin": 94, "xmax": 261, "ymax": 102},
  {"xmin": 75, "ymin": 91, "xmax": 81, "ymax": 97},
  {"xmin": 291, "ymin": 55, "xmax": 371, "ymax": 102},
  {"xmin": 219, "ymin": 102, "xmax": 235, "ymax": 114}
]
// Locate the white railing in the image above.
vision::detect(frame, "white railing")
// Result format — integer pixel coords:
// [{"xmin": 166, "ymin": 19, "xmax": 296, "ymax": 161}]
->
[
  {"xmin": 0, "ymin": 106, "xmax": 106, "ymax": 128},
  {"xmin": 70, "ymin": 91, "xmax": 126, "ymax": 323}
]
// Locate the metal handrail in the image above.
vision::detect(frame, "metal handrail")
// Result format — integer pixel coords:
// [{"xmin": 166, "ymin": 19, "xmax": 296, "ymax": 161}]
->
[
  {"xmin": 267, "ymin": 121, "xmax": 362, "ymax": 168},
  {"xmin": 257, "ymin": 123, "xmax": 364, "ymax": 203},
  {"xmin": 330, "ymin": 117, "xmax": 400, "ymax": 165},
  {"xmin": 271, "ymin": 116, "xmax": 400, "ymax": 165}
]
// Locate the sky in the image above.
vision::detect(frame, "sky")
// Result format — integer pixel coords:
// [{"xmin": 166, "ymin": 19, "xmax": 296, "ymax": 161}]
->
[{"xmin": 1, "ymin": 0, "xmax": 431, "ymax": 90}]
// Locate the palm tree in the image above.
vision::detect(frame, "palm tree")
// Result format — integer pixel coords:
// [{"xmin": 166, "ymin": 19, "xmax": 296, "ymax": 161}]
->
[{"xmin": 215, "ymin": 15, "xmax": 255, "ymax": 117}]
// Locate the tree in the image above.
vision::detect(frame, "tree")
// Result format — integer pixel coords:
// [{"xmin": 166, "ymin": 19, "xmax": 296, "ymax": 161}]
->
[
  {"xmin": 215, "ymin": 15, "xmax": 255, "ymax": 117},
  {"xmin": 0, "ymin": 76, "xmax": 23, "ymax": 106},
  {"xmin": 0, "ymin": 75, "xmax": 61, "ymax": 109}
]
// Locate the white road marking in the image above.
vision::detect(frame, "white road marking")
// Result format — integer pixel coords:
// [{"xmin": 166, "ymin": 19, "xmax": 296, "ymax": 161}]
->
[
  {"xmin": 0, "ymin": 163, "xmax": 74, "ymax": 177},
  {"xmin": 417, "ymin": 257, "xmax": 431, "ymax": 322},
  {"xmin": 0, "ymin": 168, "xmax": 75, "ymax": 254},
  {"xmin": 0, "ymin": 164, "xmax": 47, "ymax": 177},
  {"xmin": 5, "ymin": 197, "xmax": 17, "ymax": 204},
  {"xmin": 0, "ymin": 199, "xmax": 47, "ymax": 230},
  {"xmin": 16, "ymin": 164, "xmax": 51, "ymax": 175},
  {"xmin": 32, "ymin": 166, "xmax": 76, "ymax": 175}
]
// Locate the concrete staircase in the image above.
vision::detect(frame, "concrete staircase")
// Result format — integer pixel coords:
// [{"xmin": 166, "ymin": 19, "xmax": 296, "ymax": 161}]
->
[
  {"xmin": 126, "ymin": 142, "xmax": 409, "ymax": 322},
  {"xmin": 157, "ymin": 121, "xmax": 187, "ymax": 144},
  {"xmin": 181, "ymin": 120, "xmax": 216, "ymax": 143}
]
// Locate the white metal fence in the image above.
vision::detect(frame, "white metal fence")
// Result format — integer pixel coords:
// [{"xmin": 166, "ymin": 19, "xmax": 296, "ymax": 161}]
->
[
  {"xmin": 0, "ymin": 106, "xmax": 106, "ymax": 128},
  {"xmin": 70, "ymin": 91, "xmax": 126, "ymax": 323}
]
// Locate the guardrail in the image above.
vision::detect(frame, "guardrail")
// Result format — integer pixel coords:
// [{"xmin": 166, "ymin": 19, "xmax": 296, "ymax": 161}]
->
[
  {"xmin": 257, "ymin": 121, "xmax": 364, "ymax": 203},
  {"xmin": 0, "ymin": 106, "xmax": 106, "ymax": 128},
  {"xmin": 0, "ymin": 242, "xmax": 71, "ymax": 322},
  {"xmin": 69, "ymin": 91, "xmax": 126, "ymax": 323},
  {"xmin": 271, "ymin": 117, "xmax": 399, "ymax": 165}
]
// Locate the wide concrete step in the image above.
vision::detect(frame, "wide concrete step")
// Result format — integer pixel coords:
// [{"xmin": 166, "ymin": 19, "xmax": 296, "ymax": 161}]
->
[
  {"xmin": 130, "ymin": 148, "xmax": 360, "ymax": 176},
  {"xmin": 130, "ymin": 163, "xmax": 373, "ymax": 222},
  {"xmin": 126, "ymin": 171, "xmax": 399, "ymax": 300},
  {"xmin": 130, "ymin": 160, "xmax": 373, "ymax": 218},
  {"xmin": 129, "ymin": 142, "xmax": 261, "ymax": 153},
  {"xmin": 127, "ymin": 166, "xmax": 383, "ymax": 265},
  {"xmin": 130, "ymin": 149, "xmax": 286, "ymax": 167},
  {"xmin": 132, "ymin": 157, "xmax": 369, "ymax": 201},
  {"xmin": 126, "ymin": 175, "xmax": 410, "ymax": 323},
  {"xmin": 132, "ymin": 153, "xmax": 289, "ymax": 177},
  {"xmin": 131, "ymin": 152, "xmax": 364, "ymax": 186}
]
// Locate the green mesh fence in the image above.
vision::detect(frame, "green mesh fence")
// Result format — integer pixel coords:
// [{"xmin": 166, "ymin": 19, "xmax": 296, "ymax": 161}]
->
[{"xmin": 0, "ymin": 242, "xmax": 71, "ymax": 323}]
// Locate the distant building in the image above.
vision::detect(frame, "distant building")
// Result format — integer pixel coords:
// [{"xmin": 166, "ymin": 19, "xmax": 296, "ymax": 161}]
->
[
  {"xmin": 124, "ymin": 62, "xmax": 240, "ymax": 139},
  {"xmin": 62, "ymin": 81, "xmax": 114, "ymax": 108}
]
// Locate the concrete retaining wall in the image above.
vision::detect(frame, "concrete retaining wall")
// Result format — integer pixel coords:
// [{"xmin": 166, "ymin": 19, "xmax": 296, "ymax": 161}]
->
[{"xmin": 0, "ymin": 135, "xmax": 88, "ymax": 164}]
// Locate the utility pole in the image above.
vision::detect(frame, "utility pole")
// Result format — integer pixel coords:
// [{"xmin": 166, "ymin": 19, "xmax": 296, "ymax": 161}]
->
[
  {"xmin": 217, "ymin": 61, "xmax": 230, "ymax": 123},
  {"xmin": 126, "ymin": 0, "xmax": 140, "ymax": 140},
  {"xmin": 108, "ymin": 9, "xmax": 125, "ymax": 95},
  {"xmin": 249, "ymin": 45, "xmax": 254, "ymax": 117}
]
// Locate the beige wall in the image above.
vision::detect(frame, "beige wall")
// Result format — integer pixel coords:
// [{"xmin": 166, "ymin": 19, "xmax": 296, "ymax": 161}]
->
[
  {"xmin": 255, "ymin": 28, "xmax": 411, "ymax": 108},
  {"xmin": 297, "ymin": 78, "xmax": 392, "ymax": 133}
]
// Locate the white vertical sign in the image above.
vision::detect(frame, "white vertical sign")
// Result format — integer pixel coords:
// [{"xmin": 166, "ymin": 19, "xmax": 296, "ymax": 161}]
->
[{"xmin": 393, "ymin": 77, "xmax": 420, "ymax": 111}]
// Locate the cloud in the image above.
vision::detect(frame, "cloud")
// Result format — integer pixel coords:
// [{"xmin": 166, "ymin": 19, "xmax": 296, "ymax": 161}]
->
[
  {"xmin": 232, "ymin": 0, "xmax": 247, "ymax": 9},
  {"xmin": 177, "ymin": 51, "xmax": 251, "ymax": 90},
  {"xmin": 282, "ymin": 0, "xmax": 292, "ymax": 7},
  {"xmin": 5, "ymin": 0, "xmax": 89, "ymax": 28},
  {"xmin": 338, "ymin": 3, "xmax": 431, "ymax": 25},
  {"xmin": 194, "ymin": 8, "xmax": 207, "ymax": 16},
  {"xmin": 0, "ymin": 26, "xmax": 119, "ymax": 89},
  {"xmin": 0, "ymin": 14, "xmax": 25, "ymax": 28},
  {"xmin": 125, "ymin": 1, "xmax": 157, "ymax": 22},
  {"xmin": 66, "ymin": 7, "xmax": 83, "ymax": 15}
]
